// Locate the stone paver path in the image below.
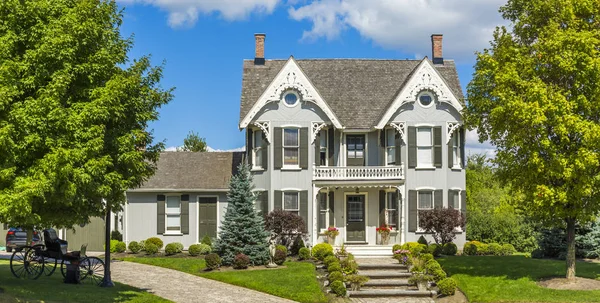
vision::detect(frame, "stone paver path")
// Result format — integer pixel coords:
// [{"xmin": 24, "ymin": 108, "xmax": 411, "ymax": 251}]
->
[
  {"xmin": 351, "ymin": 298, "xmax": 434, "ymax": 303},
  {"xmin": 111, "ymin": 261, "xmax": 295, "ymax": 303}
]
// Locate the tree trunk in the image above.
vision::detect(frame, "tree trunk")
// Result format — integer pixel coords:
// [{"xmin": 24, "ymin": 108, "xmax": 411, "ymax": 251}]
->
[
  {"xmin": 566, "ymin": 217, "xmax": 576, "ymax": 280},
  {"xmin": 101, "ymin": 204, "xmax": 114, "ymax": 287}
]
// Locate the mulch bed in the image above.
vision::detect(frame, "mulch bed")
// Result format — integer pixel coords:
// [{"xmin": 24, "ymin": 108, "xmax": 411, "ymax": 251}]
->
[{"xmin": 538, "ymin": 276, "xmax": 600, "ymax": 290}]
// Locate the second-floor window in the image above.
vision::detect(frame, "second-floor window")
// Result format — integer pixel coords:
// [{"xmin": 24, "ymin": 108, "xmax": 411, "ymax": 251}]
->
[
  {"xmin": 417, "ymin": 127, "xmax": 433, "ymax": 167},
  {"xmin": 253, "ymin": 130, "xmax": 263, "ymax": 168},
  {"xmin": 386, "ymin": 129, "xmax": 396, "ymax": 165},
  {"xmin": 319, "ymin": 129, "xmax": 328, "ymax": 166},
  {"xmin": 283, "ymin": 128, "xmax": 299, "ymax": 167},
  {"xmin": 347, "ymin": 135, "xmax": 365, "ymax": 166},
  {"xmin": 452, "ymin": 131, "xmax": 461, "ymax": 168},
  {"xmin": 284, "ymin": 192, "xmax": 299, "ymax": 216}
]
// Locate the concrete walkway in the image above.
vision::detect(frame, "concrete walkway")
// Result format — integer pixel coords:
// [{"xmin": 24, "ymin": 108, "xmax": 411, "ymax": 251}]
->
[{"xmin": 111, "ymin": 261, "xmax": 296, "ymax": 303}]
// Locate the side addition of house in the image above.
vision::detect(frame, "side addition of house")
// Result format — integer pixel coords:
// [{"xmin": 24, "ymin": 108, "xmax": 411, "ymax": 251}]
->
[{"xmin": 240, "ymin": 33, "xmax": 467, "ymax": 249}]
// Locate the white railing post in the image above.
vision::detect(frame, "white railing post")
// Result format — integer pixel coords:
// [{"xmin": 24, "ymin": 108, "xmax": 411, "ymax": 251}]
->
[{"xmin": 312, "ymin": 165, "xmax": 405, "ymax": 181}]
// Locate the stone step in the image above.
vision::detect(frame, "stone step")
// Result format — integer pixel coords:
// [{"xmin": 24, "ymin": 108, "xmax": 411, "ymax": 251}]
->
[
  {"xmin": 363, "ymin": 279, "xmax": 411, "ymax": 287},
  {"xmin": 358, "ymin": 263, "xmax": 408, "ymax": 271},
  {"xmin": 345, "ymin": 246, "xmax": 394, "ymax": 257},
  {"xmin": 348, "ymin": 289, "xmax": 437, "ymax": 298},
  {"xmin": 358, "ymin": 270, "xmax": 412, "ymax": 279}
]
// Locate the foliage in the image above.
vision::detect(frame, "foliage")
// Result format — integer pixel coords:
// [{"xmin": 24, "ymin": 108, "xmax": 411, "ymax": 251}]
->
[
  {"xmin": 328, "ymin": 271, "xmax": 343, "ymax": 283},
  {"xmin": 340, "ymin": 258, "xmax": 358, "ymax": 275},
  {"xmin": 393, "ymin": 249, "xmax": 411, "ymax": 265},
  {"xmin": 323, "ymin": 256, "xmax": 338, "ymax": 268},
  {"xmin": 346, "ymin": 274, "xmax": 369, "ymax": 291},
  {"xmin": 233, "ymin": 253, "xmax": 250, "ymax": 270},
  {"xmin": 425, "ymin": 259, "xmax": 442, "ymax": 272},
  {"xmin": 463, "ymin": 241, "xmax": 478, "ymax": 256},
  {"xmin": 312, "ymin": 243, "xmax": 334, "ymax": 261},
  {"xmin": 421, "ymin": 253, "xmax": 434, "ymax": 263},
  {"xmin": 177, "ymin": 131, "xmax": 207, "ymax": 152},
  {"xmin": 437, "ymin": 277, "xmax": 458, "ymax": 296},
  {"xmin": 276, "ymin": 245, "xmax": 288, "ymax": 255},
  {"xmin": 418, "ymin": 207, "xmax": 466, "ymax": 245},
  {"xmin": 273, "ymin": 249, "xmax": 287, "ymax": 265},
  {"xmin": 488, "ymin": 243, "xmax": 503, "ymax": 256},
  {"xmin": 201, "ymin": 235, "xmax": 212, "ymax": 247},
  {"xmin": 197, "ymin": 244, "xmax": 212, "ymax": 255},
  {"xmin": 205, "ymin": 253, "xmax": 222, "ymax": 270},
  {"xmin": 443, "ymin": 243, "xmax": 458, "ymax": 256},
  {"xmin": 409, "ymin": 256, "xmax": 426, "ymax": 273},
  {"xmin": 0, "ymin": 0, "xmax": 172, "ymax": 235},
  {"xmin": 298, "ymin": 247, "xmax": 311, "ymax": 260},
  {"xmin": 536, "ymin": 220, "xmax": 600, "ymax": 259},
  {"xmin": 401, "ymin": 242, "xmax": 426, "ymax": 256},
  {"xmin": 418, "ymin": 235, "xmax": 429, "ymax": 245},
  {"xmin": 330, "ymin": 280, "xmax": 346, "ymax": 297},
  {"xmin": 408, "ymin": 272, "xmax": 434, "ymax": 285},
  {"xmin": 290, "ymin": 236, "xmax": 305, "ymax": 256},
  {"xmin": 215, "ymin": 164, "xmax": 270, "ymax": 266},
  {"xmin": 428, "ymin": 244, "xmax": 442, "ymax": 257},
  {"xmin": 145, "ymin": 243, "xmax": 158, "ymax": 255},
  {"xmin": 146, "ymin": 237, "xmax": 164, "ymax": 250},
  {"xmin": 138, "ymin": 240, "xmax": 146, "ymax": 252},
  {"xmin": 324, "ymin": 226, "xmax": 339, "ymax": 238},
  {"xmin": 501, "ymin": 244, "xmax": 516, "ymax": 256},
  {"xmin": 264, "ymin": 210, "xmax": 306, "ymax": 247},
  {"xmin": 327, "ymin": 261, "xmax": 341, "ymax": 273},
  {"xmin": 115, "ymin": 241, "xmax": 126, "ymax": 253},
  {"xmin": 111, "ymin": 231, "xmax": 123, "ymax": 242},
  {"xmin": 335, "ymin": 243, "xmax": 348, "ymax": 258},
  {"xmin": 188, "ymin": 244, "xmax": 202, "ymax": 256},
  {"xmin": 105, "ymin": 239, "xmax": 120, "ymax": 253},
  {"xmin": 164, "ymin": 243, "xmax": 180, "ymax": 256},
  {"xmin": 477, "ymin": 243, "xmax": 490, "ymax": 256},
  {"xmin": 392, "ymin": 244, "xmax": 402, "ymax": 252},
  {"xmin": 128, "ymin": 241, "xmax": 141, "ymax": 254}
]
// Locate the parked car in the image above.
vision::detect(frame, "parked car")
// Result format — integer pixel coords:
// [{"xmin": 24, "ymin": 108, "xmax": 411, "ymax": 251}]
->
[{"xmin": 5, "ymin": 227, "xmax": 41, "ymax": 253}]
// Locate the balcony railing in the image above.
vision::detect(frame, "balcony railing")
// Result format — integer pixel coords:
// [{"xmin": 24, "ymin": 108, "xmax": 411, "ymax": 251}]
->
[{"xmin": 313, "ymin": 164, "xmax": 404, "ymax": 181}]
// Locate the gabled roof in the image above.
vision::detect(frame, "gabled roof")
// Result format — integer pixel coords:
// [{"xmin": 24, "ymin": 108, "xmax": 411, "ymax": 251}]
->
[
  {"xmin": 240, "ymin": 58, "xmax": 464, "ymax": 129},
  {"xmin": 131, "ymin": 152, "xmax": 244, "ymax": 191}
]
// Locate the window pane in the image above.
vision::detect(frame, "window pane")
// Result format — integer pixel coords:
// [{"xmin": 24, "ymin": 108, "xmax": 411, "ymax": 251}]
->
[
  {"xmin": 387, "ymin": 193, "xmax": 397, "ymax": 210},
  {"xmin": 387, "ymin": 147, "xmax": 395, "ymax": 164},
  {"xmin": 254, "ymin": 130, "xmax": 262, "ymax": 148},
  {"xmin": 320, "ymin": 130, "xmax": 327, "ymax": 149},
  {"xmin": 387, "ymin": 210, "xmax": 398, "ymax": 227},
  {"xmin": 255, "ymin": 149, "xmax": 263, "ymax": 167},
  {"xmin": 284, "ymin": 148, "xmax": 298, "ymax": 165},
  {"xmin": 320, "ymin": 152, "xmax": 327, "ymax": 165},
  {"xmin": 347, "ymin": 143, "xmax": 356, "ymax": 151},
  {"xmin": 417, "ymin": 147, "xmax": 432, "ymax": 166},
  {"xmin": 452, "ymin": 191, "xmax": 460, "ymax": 209},
  {"xmin": 166, "ymin": 196, "xmax": 180, "ymax": 213},
  {"xmin": 386, "ymin": 129, "xmax": 395, "ymax": 147},
  {"xmin": 319, "ymin": 193, "xmax": 328, "ymax": 211},
  {"xmin": 417, "ymin": 128, "xmax": 432, "ymax": 146},
  {"xmin": 318, "ymin": 212, "xmax": 326, "ymax": 230},
  {"xmin": 166, "ymin": 215, "xmax": 180, "ymax": 229},
  {"xmin": 356, "ymin": 143, "xmax": 364, "ymax": 151},
  {"xmin": 284, "ymin": 129, "xmax": 298, "ymax": 146},
  {"xmin": 284, "ymin": 193, "xmax": 299, "ymax": 210},
  {"xmin": 348, "ymin": 200, "xmax": 363, "ymax": 222},
  {"xmin": 355, "ymin": 150, "xmax": 364, "ymax": 158},
  {"xmin": 418, "ymin": 191, "xmax": 433, "ymax": 209}
]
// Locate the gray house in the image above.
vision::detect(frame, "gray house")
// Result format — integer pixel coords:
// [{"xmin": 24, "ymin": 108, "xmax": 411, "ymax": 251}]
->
[{"xmin": 240, "ymin": 33, "xmax": 466, "ymax": 253}]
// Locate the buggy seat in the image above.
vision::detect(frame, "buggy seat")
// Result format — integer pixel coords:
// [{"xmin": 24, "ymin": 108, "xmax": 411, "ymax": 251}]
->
[{"xmin": 43, "ymin": 228, "xmax": 68, "ymax": 257}]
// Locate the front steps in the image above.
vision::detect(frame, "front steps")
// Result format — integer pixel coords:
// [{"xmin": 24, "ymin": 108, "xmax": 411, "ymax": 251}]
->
[{"xmin": 345, "ymin": 245, "xmax": 394, "ymax": 257}]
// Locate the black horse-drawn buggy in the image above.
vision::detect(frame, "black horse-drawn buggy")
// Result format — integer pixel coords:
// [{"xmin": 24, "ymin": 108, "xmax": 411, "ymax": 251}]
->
[{"xmin": 9, "ymin": 228, "xmax": 105, "ymax": 285}]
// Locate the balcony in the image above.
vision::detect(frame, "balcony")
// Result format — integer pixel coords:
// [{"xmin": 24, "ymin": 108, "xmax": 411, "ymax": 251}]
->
[{"xmin": 313, "ymin": 164, "xmax": 404, "ymax": 181}]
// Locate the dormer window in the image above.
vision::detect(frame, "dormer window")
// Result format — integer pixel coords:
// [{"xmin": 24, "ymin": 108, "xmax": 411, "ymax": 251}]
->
[
  {"xmin": 283, "ymin": 91, "xmax": 300, "ymax": 107},
  {"xmin": 418, "ymin": 91, "xmax": 435, "ymax": 108}
]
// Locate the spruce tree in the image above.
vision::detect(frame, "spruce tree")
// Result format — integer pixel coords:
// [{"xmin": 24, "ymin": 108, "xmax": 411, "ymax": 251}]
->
[{"xmin": 215, "ymin": 163, "xmax": 270, "ymax": 265}]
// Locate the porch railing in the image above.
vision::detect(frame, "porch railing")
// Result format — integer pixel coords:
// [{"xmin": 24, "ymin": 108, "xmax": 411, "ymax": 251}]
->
[{"xmin": 313, "ymin": 164, "xmax": 404, "ymax": 181}]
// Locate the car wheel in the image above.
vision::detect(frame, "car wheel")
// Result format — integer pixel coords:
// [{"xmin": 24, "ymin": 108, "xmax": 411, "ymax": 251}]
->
[{"xmin": 6, "ymin": 247, "xmax": 12, "ymax": 253}]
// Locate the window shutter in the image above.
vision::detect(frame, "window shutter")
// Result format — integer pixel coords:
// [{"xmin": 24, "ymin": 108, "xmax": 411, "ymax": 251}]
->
[
  {"xmin": 408, "ymin": 127, "xmax": 417, "ymax": 168},
  {"xmin": 300, "ymin": 191, "xmax": 308, "ymax": 231},
  {"xmin": 395, "ymin": 131, "xmax": 402, "ymax": 165},
  {"xmin": 247, "ymin": 129, "xmax": 253, "ymax": 167},
  {"xmin": 379, "ymin": 190, "xmax": 386, "ymax": 227},
  {"xmin": 328, "ymin": 128, "xmax": 334, "ymax": 165},
  {"xmin": 274, "ymin": 190, "xmax": 282, "ymax": 210},
  {"xmin": 157, "ymin": 195, "xmax": 165, "ymax": 234},
  {"xmin": 314, "ymin": 131, "xmax": 320, "ymax": 167},
  {"xmin": 460, "ymin": 127, "xmax": 466, "ymax": 168},
  {"xmin": 434, "ymin": 190, "xmax": 443, "ymax": 209},
  {"xmin": 408, "ymin": 190, "xmax": 417, "ymax": 232},
  {"xmin": 448, "ymin": 190, "xmax": 454, "ymax": 209},
  {"xmin": 448, "ymin": 131, "xmax": 454, "ymax": 168},
  {"xmin": 379, "ymin": 129, "xmax": 385, "ymax": 147},
  {"xmin": 328, "ymin": 191, "xmax": 335, "ymax": 227},
  {"xmin": 434, "ymin": 126, "xmax": 442, "ymax": 168},
  {"xmin": 181, "ymin": 194, "xmax": 189, "ymax": 234},
  {"xmin": 261, "ymin": 132, "xmax": 268, "ymax": 170},
  {"xmin": 274, "ymin": 128, "xmax": 282, "ymax": 169},
  {"xmin": 255, "ymin": 191, "xmax": 268, "ymax": 217},
  {"xmin": 392, "ymin": 191, "xmax": 399, "ymax": 227},
  {"xmin": 461, "ymin": 190, "xmax": 467, "ymax": 220},
  {"xmin": 300, "ymin": 128, "xmax": 309, "ymax": 169}
]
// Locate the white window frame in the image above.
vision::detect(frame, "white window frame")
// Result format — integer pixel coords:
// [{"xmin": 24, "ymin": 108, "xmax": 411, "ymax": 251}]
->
[
  {"xmin": 318, "ymin": 191, "xmax": 329, "ymax": 232},
  {"xmin": 283, "ymin": 128, "xmax": 300, "ymax": 168},
  {"xmin": 385, "ymin": 128, "xmax": 396, "ymax": 166},
  {"xmin": 283, "ymin": 191, "xmax": 300, "ymax": 216},
  {"xmin": 452, "ymin": 131, "xmax": 461, "ymax": 169},
  {"xmin": 282, "ymin": 90, "xmax": 300, "ymax": 108},
  {"xmin": 252, "ymin": 129, "xmax": 263, "ymax": 170},
  {"xmin": 418, "ymin": 90, "xmax": 435, "ymax": 108},
  {"xmin": 416, "ymin": 189, "xmax": 435, "ymax": 232},
  {"xmin": 385, "ymin": 191, "xmax": 398, "ymax": 229},
  {"xmin": 416, "ymin": 126, "xmax": 434, "ymax": 169},
  {"xmin": 449, "ymin": 188, "xmax": 463, "ymax": 232},
  {"xmin": 165, "ymin": 195, "xmax": 181, "ymax": 234},
  {"xmin": 319, "ymin": 129, "xmax": 328, "ymax": 167}
]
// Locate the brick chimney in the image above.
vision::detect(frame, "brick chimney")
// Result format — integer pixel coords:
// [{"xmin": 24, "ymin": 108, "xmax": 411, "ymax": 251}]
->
[
  {"xmin": 431, "ymin": 34, "xmax": 444, "ymax": 64},
  {"xmin": 254, "ymin": 33, "xmax": 266, "ymax": 65}
]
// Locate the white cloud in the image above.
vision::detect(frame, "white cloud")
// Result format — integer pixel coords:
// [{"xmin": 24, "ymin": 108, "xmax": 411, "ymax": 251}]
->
[
  {"xmin": 289, "ymin": 0, "xmax": 508, "ymax": 61},
  {"xmin": 207, "ymin": 146, "xmax": 246, "ymax": 152},
  {"xmin": 118, "ymin": 0, "xmax": 280, "ymax": 27},
  {"xmin": 465, "ymin": 129, "xmax": 496, "ymax": 158}
]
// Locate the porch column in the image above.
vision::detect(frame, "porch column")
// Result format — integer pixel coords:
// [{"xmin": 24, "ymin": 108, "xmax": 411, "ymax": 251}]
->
[
  {"xmin": 312, "ymin": 184, "xmax": 321, "ymax": 246},
  {"xmin": 396, "ymin": 185, "xmax": 406, "ymax": 244}
]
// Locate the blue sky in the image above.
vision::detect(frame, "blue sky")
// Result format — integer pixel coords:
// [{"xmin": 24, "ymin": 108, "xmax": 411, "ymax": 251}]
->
[{"xmin": 117, "ymin": 0, "xmax": 505, "ymax": 156}]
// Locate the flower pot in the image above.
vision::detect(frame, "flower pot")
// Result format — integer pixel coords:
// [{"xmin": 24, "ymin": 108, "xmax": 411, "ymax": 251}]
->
[
  {"xmin": 327, "ymin": 236, "xmax": 336, "ymax": 245},
  {"xmin": 417, "ymin": 281, "xmax": 428, "ymax": 291},
  {"xmin": 351, "ymin": 282, "xmax": 361, "ymax": 291}
]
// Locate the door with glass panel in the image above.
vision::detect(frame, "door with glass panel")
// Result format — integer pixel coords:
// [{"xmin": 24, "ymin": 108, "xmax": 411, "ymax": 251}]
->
[
  {"xmin": 346, "ymin": 195, "xmax": 366, "ymax": 242},
  {"xmin": 198, "ymin": 197, "xmax": 217, "ymax": 239},
  {"xmin": 347, "ymin": 135, "xmax": 365, "ymax": 166}
]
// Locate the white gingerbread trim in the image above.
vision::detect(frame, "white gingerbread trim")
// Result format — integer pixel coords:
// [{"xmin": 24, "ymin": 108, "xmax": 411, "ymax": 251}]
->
[
  {"xmin": 253, "ymin": 121, "xmax": 271, "ymax": 144},
  {"xmin": 446, "ymin": 122, "xmax": 461, "ymax": 144},
  {"xmin": 311, "ymin": 122, "xmax": 328, "ymax": 144},
  {"xmin": 389, "ymin": 122, "xmax": 407, "ymax": 144},
  {"xmin": 239, "ymin": 57, "xmax": 343, "ymax": 129},
  {"xmin": 375, "ymin": 59, "xmax": 464, "ymax": 129}
]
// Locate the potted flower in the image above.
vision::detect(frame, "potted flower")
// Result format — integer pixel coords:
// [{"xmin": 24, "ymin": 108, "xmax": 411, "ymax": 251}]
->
[
  {"xmin": 408, "ymin": 272, "xmax": 434, "ymax": 291},
  {"xmin": 376, "ymin": 225, "xmax": 392, "ymax": 245},
  {"xmin": 324, "ymin": 226, "xmax": 339, "ymax": 245},
  {"xmin": 393, "ymin": 249, "xmax": 411, "ymax": 266},
  {"xmin": 345, "ymin": 274, "xmax": 369, "ymax": 291},
  {"xmin": 335, "ymin": 243, "xmax": 348, "ymax": 261}
]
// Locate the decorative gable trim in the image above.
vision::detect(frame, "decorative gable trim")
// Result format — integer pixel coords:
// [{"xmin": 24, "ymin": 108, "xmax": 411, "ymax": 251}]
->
[
  {"xmin": 375, "ymin": 59, "xmax": 463, "ymax": 129},
  {"xmin": 389, "ymin": 122, "xmax": 407, "ymax": 144},
  {"xmin": 239, "ymin": 56, "xmax": 343, "ymax": 129},
  {"xmin": 253, "ymin": 121, "xmax": 271, "ymax": 143},
  {"xmin": 446, "ymin": 121, "xmax": 461, "ymax": 144}
]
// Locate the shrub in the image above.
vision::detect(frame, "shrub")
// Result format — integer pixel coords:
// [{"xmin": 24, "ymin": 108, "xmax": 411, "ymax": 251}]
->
[
  {"xmin": 442, "ymin": 243, "xmax": 458, "ymax": 256},
  {"xmin": 488, "ymin": 243, "xmax": 503, "ymax": 256},
  {"xmin": 104, "ymin": 239, "xmax": 120, "ymax": 253},
  {"xmin": 188, "ymin": 244, "xmax": 202, "ymax": 256},
  {"xmin": 392, "ymin": 244, "xmax": 402, "ymax": 253},
  {"xmin": 417, "ymin": 235, "xmax": 429, "ymax": 245},
  {"xmin": 328, "ymin": 271, "xmax": 343, "ymax": 283},
  {"xmin": 233, "ymin": 253, "xmax": 250, "ymax": 269},
  {"xmin": 418, "ymin": 207, "xmax": 466, "ymax": 245},
  {"xmin": 264, "ymin": 210, "xmax": 307, "ymax": 247},
  {"xmin": 437, "ymin": 277, "xmax": 458, "ymax": 296},
  {"xmin": 531, "ymin": 248, "xmax": 544, "ymax": 259},
  {"xmin": 197, "ymin": 243, "xmax": 212, "ymax": 255},
  {"xmin": 138, "ymin": 240, "xmax": 146, "ymax": 251},
  {"xmin": 115, "ymin": 241, "xmax": 126, "ymax": 253},
  {"xmin": 330, "ymin": 281, "xmax": 346, "ymax": 297},
  {"xmin": 425, "ymin": 259, "xmax": 442, "ymax": 273},
  {"xmin": 274, "ymin": 249, "xmax": 287, "ymax": 265},
  {"xmin": 201, "ymin": 235, "xmax": 212, "ymax": 247},
  {"xmin": 341, "ymin": 259, "xmax": 359, "ymax": 275},
  {"xmin": 174, "ymin": 242, "xmax": 184, "ymax": 253},
  {"xmin": 463, "ymin": 242, "xmax": 478, "ymax": 255},
  {"xmin": 428, "ymin": 243, "xmax": 442, "ymax": 257},
  {"xmin": 420, "ymin": 253, "xmax": 434, "ymax": 263},
  {"xmin": 501, "ymin": 243, "xmax": 516, "ymax": 256},
  {"xmin": 111, "ymin": 230, "xmax": 123, "ymax": 241},
  {"xmin": 312, "ymin": 243, "xmax": 334, "ymax": 261},
  {"xmin": 298, "ymin": 247, "xmax": 311, "ymax": 260},
  {"xmin": 409, "ymin": 256, "xmax": 426, "ymax": 273},
  {"xmin": 477, "ymin": 243, "xmax": 490, "ymax": 255},
  {"xmin": 290, "ymin": 236, "xmax": 305, "ymax": 256},
  {"xmin": 328, "ymin": 261, "xmax": 341, "ymax": 273},
  {"xmin": 146, "ymin": 237, "xmax": 164, "ymax": 250},
  {"xmin": 402, "ymin": 242, "xmax": 427, "ymax": 256},
  {"xmin": 145, "ymin": 243, "xmax": 158, "ymax": 255},
  {"xmin": 165, "ymin": 243, "xmax": 180, "ymax": 255},
  {"xmin": 431, "ymin": 268, "xmax": 447, "ymax": 282},
  {"xmin": 324, "ymin": 255, "xmax": 338, "ymax": 268},
  {"xmin": 205, "ymin": 253, "xmax": 221, "ymax": 270},
  {"xmin": 128, "ymin": 241, "xmax": 141, "ymax": 254},
  {"xmin": 346, "ymin": 274, "xmax": 369, "ymax": 291},
  {"xmin": 276, "ymin": 245, "xmax": 288, "ymax": 255}
]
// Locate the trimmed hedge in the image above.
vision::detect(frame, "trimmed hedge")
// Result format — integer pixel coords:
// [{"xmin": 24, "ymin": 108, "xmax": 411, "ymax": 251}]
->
[
  {"xmin": 128, "ymin": 241, "xmax": 141, "ymax": 254},
  {"xmin": 146, "ymin": 237, "xmax": 164, "ymax": 250},
  {"xmin": 488, "ymin": 243, "xmax": 503, "ymax": 256},
  {"xmin": 392, "ymin": 244, "xmax": 402, "ymax": 253},
  {"xmin": 328, "ymin": 271, "xmax": 343, "ymax": 283},
  {"xmin": 276, "ymin": 245, "xmax": 288, "ymax": 255},
  {"xmin": 145, "ymin": 243, "xmax": 158, "ymax": 255},
  {"xmin": 428, "ymin": 243, "xmax": 442, "ymax": 257},
  {"xmin": 188, "ymin": 244, "xmax": 202, "ymax": 256},
  {"xmin": 442, "ymin": 243, "xmax": 458, "ymax": 256},
  {"xmin": 463, "ymin": 242, "xmax": 478, "ymax": 255},
  {"xmin": 401, "ymin": 242, "xmax": 427, "ymax": 256},
  {"xmin": 312, "ymin": 243, "xmax": 334, "ymax": 261},
  {"xmin": 324, "ymin": 256, "xmax": 338, "ymax": 268},
  {"xmin": 274, "ymin": 249, "xmax": 287, "ymax": 265},
  {"xmin": 164, "ymin": 243, "xmax": 180, "ymax": 255},
  {"xmin": 464, "ymin": 241, "xmax": 516, "ymax": 256},
  {"xmin": 298, "ymin": 247, "xmax": 311, "ymax": 260},
  {"xmin": 501, "ymin": 243, "xmax": 516, "ymax": 256},
  {"xmin": 330, "ymin": 281, "xmax": 346, "ymax": 297},
  {"xmin": 328, "ymin": 262, "xmax": 342, "ymax": 273},
  {"xmin": 115, "ymin": 241, "xmax": 126, "ymax": 253},
  {"xmin": 233, "ymin": 253, "xmax": 250, "ymax": 269},
  {"xmin": 420, "ymin": 253, "xmax": 434, "ymax": 263},
  {"xmin": 205, "ymin": 253, "xmax": 221, "ymax": 270},
  {"xmin": 438, "ymin": 277, "xmax": 458, "ymax": 296}
]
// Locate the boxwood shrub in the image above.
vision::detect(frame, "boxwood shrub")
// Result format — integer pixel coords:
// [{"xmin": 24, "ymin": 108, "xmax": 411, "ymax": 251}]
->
[
  {"xmin": 128, "ymin": 241, "xmax": 141, "ymax": 254},
  {"xmin": 328, "ymin": 271, "xmax": 343, "ymax": 283},
  {"xmin": 442, "ymin": 243, "xmax": 458, "ymax": 256},
  {"xmin": 205, "ymin": 253, "xmax": 221, "ymax": 270},
  {"xmin": 188, "ymin": 244, "xmax": 202, "ymax": 256},
  {"xmin": 327, "ymin": 261, "xmax": 341, "ymax": 273},
  {"xmin": 115, "ymin": 241, "xmax": 126, "ymax": 253},
  {"xmin": 428, "ymin": 243, "xmax": 442, "ymax": 257},
  {"xmin": 501, "ymin": 243, "xmax": 516, "ymax": 256},
  {"xmin": 298, "ymin": 247, "xmax": 311, "ymax": 260},
  {"xmin": 324, "ymin": 255, "xmax": 338, "ymax": 267},
  {"xmin": 312, "ymin": 243, "xmax": 334, "ymax": 261},
  {"xmin": 165, "ymin": 243, "xmax": 180, "ymax": 255},
  {"xmin": 437, "ymin": 277, "xmax": 458, "ymax": 296},
  {"xmin": 276, "ymin": 245, "xmax": 288, "ymax": 255},
  {"xmin": 463, "ymin": 242, "xmax": 478, "ymax": 255},
  {"xmin": 274, "ymin": 249, "xmax": 287, "ymax": 265},
  {"xmin": 330, "ymin": 281, "xmax": 347, "ymax": 297},
  {"xmin": 146, "ymin": 237, "xmax": 164, "ymax": 250},
  {"xmin": 145, "ymin": 243, "xmax": 158, "ymax": 255}
]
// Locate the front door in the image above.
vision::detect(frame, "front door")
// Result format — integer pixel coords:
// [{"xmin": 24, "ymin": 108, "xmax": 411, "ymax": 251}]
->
[
  {"xmin": 346, "ymin": 195, "xmax": 366, "ymax": 242},
  {"xmin": 198, "ymin": 197, "xmax": 218, "ymax": 240}
]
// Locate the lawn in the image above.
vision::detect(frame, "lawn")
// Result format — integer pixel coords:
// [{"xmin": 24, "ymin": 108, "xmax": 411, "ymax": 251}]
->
[
  {"xmin": 0, "ymin": 260, "xmax": 170, "ymax": 303},
  {"xmin": 438, "ymin": 255, "xmax": 600, "ymax": 302},
  {"xmin": 119, "ymin": 257, "xmax": 328, "ymax": 303}
]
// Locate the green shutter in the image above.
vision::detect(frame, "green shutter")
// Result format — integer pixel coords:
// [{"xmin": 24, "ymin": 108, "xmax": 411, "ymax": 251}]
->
[
  {"xmin": 448, "ymin": 190, "xmax": 454, "ymax": 209},
  {"xmin": 274, "ymin": 128, "xmax": 282, "ymax": 169},
  {"xmin": 448, "ymin": 131, "xmax": 454, "ymax": 168},
  {"xmin": 157, "ymin": 195, "xmax": 165, "ymax": 234},
  {"xmin": 395, "ymin": 131, "xmax": 402, "ymax": 165},
  {"xmin": 247, "ymin": 129, "xmax": 253, "ymax": 167},
  {"xmin": 274, "ymin": 190, "xmax": 282, "ymax": 210},
  {"xmin": 314, "ymin": 131, "xmax": 320, "ymax": 167},
  {"xmin": 181, "ymin": 194, "xmax": 189, "ymax": 234},
  {"xmin": 460, "ymin": 127, "xmax": 466, "ymax": 168},
  {"xmin": 434, "ymin": 190, "xmax": 443, "ymax": 209},
  {"xmin": 408, "ymin": 190, "xmax": 417, "ymax": 232},
  {"xmin": 328, "ymin": 128, "xmax": 334, "ymax": 165},
  {"xmin": 261, "ymin": 132, "xmax": 268, "ymax": 170},
  {"xmin": 300, "ymin": 191, "xmax": 308, "ymax": 232},
  {"xmin": 379, "ymin": 190, "xmax": 386, "ymax": 227},
  {"xmin": 408, "ymin": 127, "xmax": 417, "ymax": 168},
  {"xmin": 300, "ymin": 128, "xmax": 308, "ymax": 169},
  {"xmin": 255, "ymin": 191, "xmax": 268, "ymax": 217},
  {"xmin": 328, "ymin": 191, "xmax": 335, "ymax": 227},
  {"xmin": 434, "ymin": 126, "xmax": 442, "ymax": 168},
  {"xmin": 461, "ymin": 190, "xmax": 467, "ymax": 219}
]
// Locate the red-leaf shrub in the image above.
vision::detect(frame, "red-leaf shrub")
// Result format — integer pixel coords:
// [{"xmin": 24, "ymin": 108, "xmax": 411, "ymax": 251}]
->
[
  {"xmin": 264, "ymin": 210, "xmax": 306, "ymax": 247},
  {"xmin": 418, "ymin": 208, "xmax": 466, "ymax": 245},
  {"xmin": 233, "ymin": 253, "xmax": 250, "ymax": 269}
]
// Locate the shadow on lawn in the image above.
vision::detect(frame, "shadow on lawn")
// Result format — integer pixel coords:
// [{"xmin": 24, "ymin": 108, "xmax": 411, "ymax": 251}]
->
[{"xmin": 437, "ymin": 255, "xmax": 600, "ymax": 281}]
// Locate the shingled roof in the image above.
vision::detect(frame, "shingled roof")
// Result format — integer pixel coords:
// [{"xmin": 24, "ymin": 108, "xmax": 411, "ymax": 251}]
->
[
  {"xmin": 132, "ymin": 152, "xmax": 244, "ymax": 191},
  {"xmin": 239, "ymin": 58, "xmax": 464, "ymax": 129}
]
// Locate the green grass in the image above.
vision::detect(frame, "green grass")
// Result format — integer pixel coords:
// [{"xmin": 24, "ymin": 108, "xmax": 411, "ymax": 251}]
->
[
  {"xmin": 119, "ymin": 257, "xmax": 328, "ymax": 303},
  {"xmin": 438, "ymin": 255, "xmax": 600, "ymax": 302},
  {"xmin": 0, "ymin": 260, "xmax": 170, "ymax": 303}
]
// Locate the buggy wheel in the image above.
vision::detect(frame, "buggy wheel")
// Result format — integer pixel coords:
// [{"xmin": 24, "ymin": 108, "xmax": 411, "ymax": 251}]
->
[
  {"xmin": 80, "ymin": 257, "xmax": 105, "ymax": 286},
  {"xmin": 43, "ymin": 257, "xmax": 57, "ymax": 276},
  {"xmin": 10, "ymin": 249, "xmax": 28, "ymax": 278},
  {"xmin": 60, "ymin": 259, "xmax": 70, "ymax": 278},
  {"xmin": 10, "ymin": 247, "xmax": 44, "ymax": 280}
]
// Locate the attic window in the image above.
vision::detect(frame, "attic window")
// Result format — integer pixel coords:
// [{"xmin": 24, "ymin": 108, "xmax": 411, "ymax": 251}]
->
[
  {"xmin": 283, "ymin": 91, "xmax": 300, "ymax": 107},
  {"xmin": 418, "ymin": 91, "xmax": 435, "ymax": 108}
]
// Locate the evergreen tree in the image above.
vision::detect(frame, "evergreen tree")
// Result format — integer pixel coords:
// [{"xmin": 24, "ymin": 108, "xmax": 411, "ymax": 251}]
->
[{"xmin": 215, "ymin": 163, "xmax": 270, "ymax": 265}]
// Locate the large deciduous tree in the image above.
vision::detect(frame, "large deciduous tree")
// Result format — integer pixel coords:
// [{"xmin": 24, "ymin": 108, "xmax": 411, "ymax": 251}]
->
[
  {"xmin": 466, "ymin": 0, "xmax": 600, "ymax": 279},
  {"xmin": 0, "ymin": 0, "xmax": 173, "ymax": 285}
]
